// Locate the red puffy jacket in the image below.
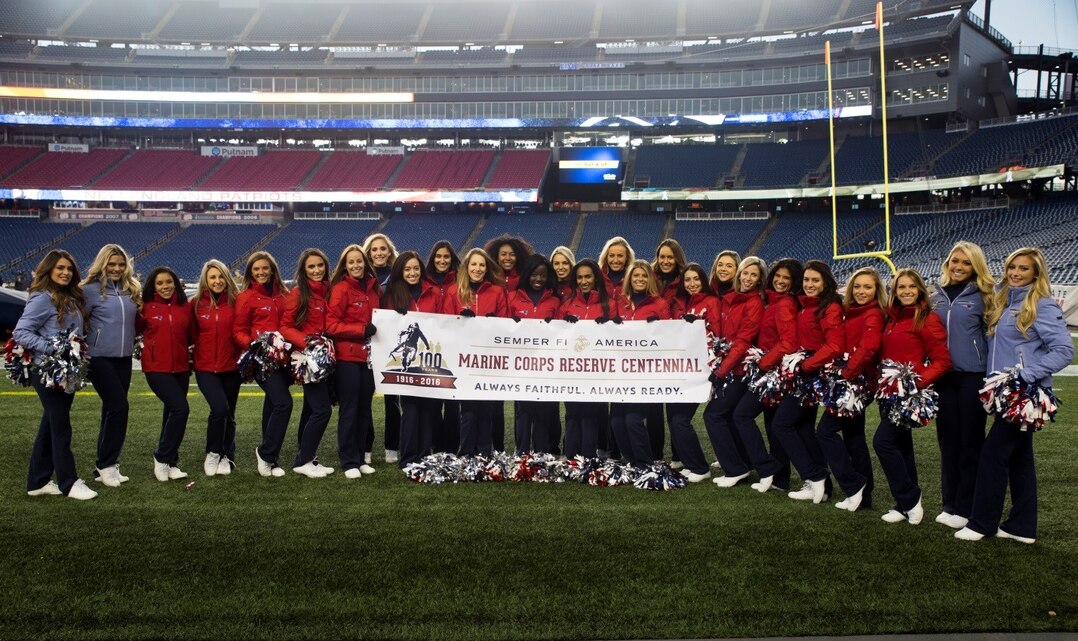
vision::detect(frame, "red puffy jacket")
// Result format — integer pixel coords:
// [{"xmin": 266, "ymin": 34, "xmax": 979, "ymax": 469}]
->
[
  {"xmin": 602, "ymin": 267, "xmax": 628, "ymax": 300},
  {"xmin": 386, "ymin": 281, "xmax": 441, "ymax": 314},
  {"xmin": 327, "ymin": 276, "xmax": 378, "ymax": 363},
  {"xmin": 620, "ymin": 293, "xmax": 670, "ymax": 321},
  {"xmin": 718, "ymin": 290, "xmax": 765, "ymax": 378},
  {"xmin": 280, "ymin": 279, "xmax": 330, "ymax": 350},
  {"xmin": 233, "ymin": 282, "xmax": 287, "ymax": 349},
  {"xmin": 192, "ymin": 291, "xmax": 239, "ymax": 373},
  {"xmin": 559, "ymin": 289, "xmax": 621, "ymax": 321},
  {"xmin": 670, "ymin": 292, "xmax": 720, "ymax": 337},
  {"xmin": 798, "ymin": 296, "xmax": 847, "ymax": 372},
  {"xmin": 655, "ymin": 273, "xmax": 682, "ymax": 305},
  {"xmin": 139, "ymin": 294, "xmax": 194, "ymax": 374},
  {"xmin": 442, "ymin": 280, "xmax": 508, "ymax": 317},
  {"xmin": 843, "ymin": 303, "xmax": 885, "ymax": 379},
  {"xmin": 424, "ymin": 270, "xmax": 455, "ymax": 312},
  {"xmin": 881, "ymin": 303, "xmax": 952, "ymax": 386},
  {"xmin": 758, "ymin": 291, "xmax": 799, "ymax": 371},
  {"xmin": 508, "ymin": 289, "xmax": 561, "ymax": 320}
]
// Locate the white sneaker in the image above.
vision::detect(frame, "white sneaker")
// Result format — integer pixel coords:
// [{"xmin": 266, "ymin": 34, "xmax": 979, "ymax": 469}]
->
[
  {"xmin": 364, "ymin": 452, "xmax": 372, "ymax": 465},
  {"xmin": 935, "ymin": 512, "xmax": 968, "ymax": 529},
  {"xmin": 907, "ymin": 498, "xmax": 924, "ymax": 525},
  {"xmin": 713, "ymin": 472, "xmax": 750, "ymax": 488},
  {"xmin": 881, "ymin": 510, "xmax": 907, "ymax": 524},
  {"xmin": 935, "ymin": 511, "xmax": 954, "ymax": 525},
  {"xmin": 670, "ymin": 460, "xmax": 684, "ymax": 471},
  {"xmin": 203, "ymin": 453, "xmax": 220, "ymax": 477},
  {"xmin": 293, "ymin": 462, "xmax": 330, "ymax": 478},
  {"xmin": 788, "ymin": 480, "xmax": 826, "ymax": 503},
  {"xmin": 710, "ymin": 460, "xmax": 722, "ymax": 468},
  {"xmin": 359, "ymin": 464, "xmax": 376, "ymax": 475},
  {"xmin": 344, "ymin": 468, "xmax": 362, "ymax": 479},
  {"xmin": 153, "ymin": 458, "xmax": 170, "ymax": 482},
  {"xmin": 27, "ymin": 481, "xmax": 62, "ymax": 496},
  {"xmin": 255, "ymin": 447, "xmax": 273, "ymax": 477},
  {"xmin": 844, "ymin": 485, "xmax": 866, "ymax": 512},
  {"xmin": 313, "ymin": 462, "xmax": 335, "ymax": 476},
  {"xmin": 835, "ymin": 498, "xmax": 851, "ymax": 510},
  {"xmin": 751, "ymin": 475, "xmax": 774, "ymax": 493},
  {"xmin": 216, "ymin": 457, "xmax": 232, "ymax": 476},
  {"xmin": 385, "ymin": 450, "xmax": 399, "ymax": 464},
  {"xmin": 996, "ymin": 528, "xmax": 1035, "ymax": 544},
  {"xmin": 682, "ymin": 469, "xmax": 712, "ymax": 483},
  {"xmin": 67, "ymin": 479, "xmax": 98, "ymax": 500},
  {"xmin": 168, "ymin": 466, "xmax": 188, "ymax": 480},
  {"xmin": 954, "ymin": 526, "xmax": 984, "ymax": 541},
  {"xmin": 116, "ymin": 468, "xmax": 130, "ymax": 483},
  {"xmin": 95, "ymin": 465, "xmax": 123, "ymax": 488},
  {"xmin": 270, "ymin": 466, "xmax": 286, "ymax": 477}
]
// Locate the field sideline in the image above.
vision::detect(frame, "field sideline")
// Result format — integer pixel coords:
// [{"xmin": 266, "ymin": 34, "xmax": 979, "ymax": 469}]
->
[{"xmin": 1, "ymin": 377, "xmax": 1076, "ymax": 640}]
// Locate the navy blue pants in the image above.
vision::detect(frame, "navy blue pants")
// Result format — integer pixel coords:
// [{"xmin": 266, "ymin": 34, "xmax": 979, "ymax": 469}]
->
[
  {"xmin": 196, "ymin": 371, "xmax": 240, "ymax": 459},
  {"xmin": 146, "ymin": 371, "xmax": 191, "ymax": 466},
  {"xmin": 492, "ymin": 401, "xmax": 506, "ymax": 452},
  {"xmin": 399, "ymin": 395, "xmax": 436, "ymax": 466},
  {"xmin": 730, "ymin": 392, "xmax": 787, "ymax": 488},
  {"xmin": 89, "ymin": 356, "xmax": 131, "ymax": 470},
  {"xmin": 935, "ymin": 371, "xmax": 987, "ymax": 518},
  {"xmin": 515, "ymin": 400, "xmax": 558, "ymax": 454},
  {"xmin": 256, "ymin": 368, "xmax": 293, "ymax": 465},
  {"xmin": 335, "ymin": 362, "xmax": 374, "ymax": 471},
  {"xmin": 27, "ymin": 377, "xmax": 79, "ymax": 494},
  {"xmin": 873, "ymin": 414, "xmax": 921, "ymax": 512},
  {"xmin": 816, "ymin": 411, "xmax": 873, "ymax": 502},
  {"xmin": 646, "ymin": 404, "xmax": 664, "ymax": 459},
  {"xmin": 967, "ymin": 416, "xmax": 1037, "ymax": 539},
  {"xmin": 294, "ymin": 380, "xmax": 332, "ymax": 467},
  {"xmin": 370, "ymin": 394, "xmax": 402, "ymax": 453},
  {"xmin": 616, "ymin": 403, "xmax": 654, "ymax": 467},
  {"xmin": 703, "ymin": 380, "xmax": 752, "ymax": 476},
  {"xmin": 772, "ymin": 395, "xmax": 828, "ymax": 484},
  {"xmin": 459, "ymin": 399, "xmax": 498, "ymax": 456},
  {"xmin": 433, "ymin": 400, "xmax": 460, "ymax": 454},
  {"xmin": 563, "ymin": 401, "xmax": 604, "ymax": 459},
  {"xmin": 667, "ymin": 402, "xmax": 708, "ymax": 474}
]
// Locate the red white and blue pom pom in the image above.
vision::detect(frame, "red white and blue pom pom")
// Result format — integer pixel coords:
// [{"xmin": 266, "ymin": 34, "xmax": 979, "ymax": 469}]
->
[
  {"xmin": 237, "ymin": 331, "xmax": 292, "ymax": 382},
  {"xmin": 403, "ymin": 453, "xmax": 686, "ymax": 490},
  {"xmin": 707, "ymin": 336, "xmax": 733, "ymax": 373},
  {"xmin": 632, "ymin": 463, "xmax": 689, "ymax": 491},
  {"xmin": 820, "ymin": 357, "xmax": 870, "ymax": 418},
  {"xmin": 38, "ymin": 329, "xmax": 90, "ymax": 394},
  {"xmin": 781, "ymin": 350, "xmax": 828, "ymax": 407},
  {"xmin": 875, "ymin": 359, "xmax": 939, "ymax": 429},
  {"xmin": 291, "ymin": 334, "xmax": 336, "ymax": 384},
  {"xmin": 132, "ymin": 334, "xmax": 144, "ymax": 361},
  {"xmin": 979, "ymin": 367, "xmax": 1061, "ymax": 432},
  {"xmin": 3, "ymin": 337, "xmax": 32, "ymax": 387}
]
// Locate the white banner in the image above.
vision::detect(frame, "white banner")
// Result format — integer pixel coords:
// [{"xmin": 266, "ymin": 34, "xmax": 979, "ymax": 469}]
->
[
  {"xmin": 369, "ymin": 310, "xmax": 711, "ymax": 403},
  {"xmin": 367, "ymin": 146, "xmax": 405, "ymax": 155},
  {"xmin": 48, "ymin": 143, "xmax": 89, "ymax": 153},
  {"xmin": 200, "ymin": 145, "xmax": 259, "ymax": 157}
]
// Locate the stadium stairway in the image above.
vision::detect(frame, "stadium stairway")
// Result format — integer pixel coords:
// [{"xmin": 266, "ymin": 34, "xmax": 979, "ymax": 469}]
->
[
  {"xmin": 567, "ymin": 213, "xmax": 588, "ymax": 255},
  {"xmin": 479, "ymin": 150, "xmax": 501, "ymax": 188},
  {"xmin": 459, "ymin": 213, "xmax": 490, "ymax": 253},
  {"xmin": 296, "ymin": 152, "xmax": 332, "ymax": 189},
  {"xmin": 0, "ymin": 222, "xmax": 81, "ymax": 277},
  {"xmin": 745, "ymin": 215, "xmax": 780, "ymax": 257},
  {"xmin": 133, "ymin": 225, "xmax": 184, "ymax": 264},
  {"xmin": 230, "ymin": 224, "xmax": 286, "ymax": 273},
  {"xmin": 382, "ymin": 155, "xmax": 411, "ymax": 189}
]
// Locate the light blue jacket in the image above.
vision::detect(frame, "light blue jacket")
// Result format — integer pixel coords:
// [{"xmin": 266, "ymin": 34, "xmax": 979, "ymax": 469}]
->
[
  {"xmin": 987, "ymin": 284, "xmax": 1074, "ymax": 387},
  {"xmin": 82, "ymin": 279, "xmax": 137, "ymax": 358},
  {"xmin": 13, "ymin": 291, "xmax": 85, "ymax": 365},
  {"xmin": 930, "ymin": 282, "xmax": 988, "ymax": 373}
]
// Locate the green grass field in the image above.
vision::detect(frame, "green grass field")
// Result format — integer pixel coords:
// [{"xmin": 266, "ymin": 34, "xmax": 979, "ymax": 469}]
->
[{"xmin": 1, "ymin": 377, "xmax": 1076, "ymax": 640}]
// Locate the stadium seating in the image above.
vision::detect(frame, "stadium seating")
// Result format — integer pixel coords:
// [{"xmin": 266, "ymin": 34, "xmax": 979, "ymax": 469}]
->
[
  {"xmin": 391, "ymin": 150, "xmax": 495, "ymax": 190},
  {"xmin": 0, "ymin": 147, "xmax": 42, "ymax": 180},
  {"xmin": 930, "ymin": 117, "xmax": 1077, "ymax": 177},
  {"xmin": 157, "ymin": 2, "xmax": 255, "ymax": 42},
  {"xmin": 138, "ymin": 224, "xmax": 277, "ymax": 281},
  {"xmin": 377, "ymin": 212, "xmax": 481, "ymax": 256},
  {"xmin": 509, "ymin": 1, "xmax": 595, "ymax": 40},
  {"xmin": 833, "ymin": 132, "xmax": 929, "ymax": 185},
  {"xmin": 765, "ymin": 0, "xmax": 844, "ymax": 32},
  {"xmin": 421, "ymin": 3, "xmax": 511, "ymax": 43},
  {"xmin": 36, "ymin": 45, "xmax": 130, "ymax": 63},
  {"xmin": 2, "ymin": 149, "xmax": 129, "ymax": 189},
  {"xmin": 260, "ymin": 219, "xmax": 382, "ymax": 276},
  {"xmin": 575, "ymin": 212, "xmax": 666, "ymax": 263},
  {"xmin": 740, "ymin": 140, "xmax": 828, "ymax": 188},
  {"xmin": 197, "ymin": 151, "xmax": 323, "ymax": 191},
  {"xmin": 485, "ymin": 150, "xmax": 551, "ymax": 190},
  {"xmin": 633, "ymin": 145, "xmax": 740, "ymax": 189},
  {"xmin": 65, "ymin": 0, "xmax": 172, "ymax": 40},
  {"xmin": 0, "ymin": 219, "xmax": 79, "ymax": 278},
  {"xmin": 335, "ymin": 3, "xmax": 427, "ymax": 42},
  {"xmin": 232, "ymin": 50, "xmax": 328, "ymax": 66},
  {"xmin": 478, "ymin": 212, "xmax": 576, "ymax": 257},
  {"xmin": 0, "ymin": 41, "xmax": 35, "ymax": 58},
  {"xmin": 684, "ymin": 0, "xmax": 761, "ymax": 37},
  {"xmin": 597, "ymin": 0, "xmax": 678, "ymax": 40},
  {"xmin": 5, "ymin": 222, "xmax": 179, "ymax": 281},
  {"xmin": 0, "ymin": 0, "xmax": 87, "ymax": 37},
  {"xmin": 304, "ymin": 152, "xmax": 402, "ymax": 191},
  {"xmin": 672, "ymin": 218, "xmax": 769, "ymax": 266},
  {"xmin": 91, "ymin": 150, "xmax": 221, "ymax": 190},
  {"xmin": 246, "ymin": 4, "xmax": 341, "ymax": 42}
]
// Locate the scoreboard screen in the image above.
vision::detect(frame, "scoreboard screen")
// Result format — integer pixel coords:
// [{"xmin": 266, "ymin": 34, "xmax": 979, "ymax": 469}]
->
[{"xmin": 557, "ymin": 147, "xmax": 623, "ymax": 184}]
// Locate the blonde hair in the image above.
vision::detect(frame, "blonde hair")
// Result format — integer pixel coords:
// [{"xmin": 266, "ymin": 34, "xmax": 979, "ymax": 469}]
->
[
  {"xmin": 939, "ymin": 241, "xmax": 995, "ymax": 319},
  {"xmin": 710, "ymin": 250, "xmax": 742, "ymax": 285},
  {"xmin": 987, "ymin": 247, "xmax": 1051, "ymax": 338},
  {"xmin": 734, "ymin": 256, "xmax": 767, "ymax": 295},
  {"xmin": 81, "ymin": 243, "xmax": 142, "ymax": 305},
  {"xmin": 194, "ymin": 259, "xmax": 238, "ymax": 308},
  {"xmin": 843, "ymin": 267, "xmax": 888, "ymax": 311},
  {"xmin": 598, "ymin": 236, "xmax": 635, "ymax": 271},
  {"xmin": 622, "ymin": 259, "xmax": 658, "ymax": 297},
  {"xmin": 455, "ymin": 248, "xmax": 503, "ymax": 307},
  {"xmin": 362, "ymin": 233, "xmax": 398, "ymax": 268},
  {"xmin": 551, "ymin": 245, "xmax": 576, "ymax": 267}
]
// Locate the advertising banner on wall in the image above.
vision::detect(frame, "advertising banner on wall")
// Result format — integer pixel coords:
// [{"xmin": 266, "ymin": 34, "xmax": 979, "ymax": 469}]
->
[{"xmin": 200, "ymin": 145, "xmax": 259, "ymax": 157}]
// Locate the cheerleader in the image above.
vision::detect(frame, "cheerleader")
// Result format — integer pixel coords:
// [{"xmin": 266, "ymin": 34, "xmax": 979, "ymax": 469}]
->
[
  {"xmin": 709, "ymin": 250, "xmax": 741, "ymax": 298},
  {"xmin": 424, "ymin": 241, "xmax": 461, "ymax": 454},
  {"xmin": 652, "ymin": 238, "xmax": 687, "ymax": 305},
  {"xmin": 81, "ymin": 243, "xmax": 139, "ymax": 488},
  {"xmin": 191, "ymin": 259, "xmax": 241, "ymax": 476},
  {"xmin": 930, "ymin": 242, "xmax": 994, "ymax": 529},
  {"xmin": 956, "ymin": 248, "xmax": 1073, "ymax": 544},
  {"xmin": 383, "ymin": 251, "xmax": 442, "ymax": 467},
  {"xmin": 235, "ymin": 251, "xmax": 292, "ymax": 478},
  {"xmin": 17, "ymin": 250, "xmax": 96, "ymax": 500},
  {"xmin": 598, "ymin": 236, "xmax": 634, "ymax": 299},
  {"xmin": 508, "ymin": 254, "xmax": 562, "ymax": 454},
  {"xmin": 141, "ymin": 266, "xmax": 195, "ymax": 482},
  {"xmin": 816, "ymin": 267, "xmax": 885, "ymax": 511},
  {"xmin": 443, "ymin": 248, "xmax": 509, "ymax": 456},
  {"xmin": 730, "ymin": 258, "xmax": 803, "ymax": 493},
  {"xmin": 483, "ymin": 235, "xmax": 534, "ymax": 291},
  {"xmin": 558, "ymin": 259, "xmax": 619, "ymax": 459},
  {"xmin": 618, "ymin": 260, "xmax": 671, "ymax": 467},
  {"xmin": 550, "ymin": 245, "xmax": 576, "ymax": 302},
  {"xmin": 363, "ymin": 232, "xmax": 399, "ymax": 463},
  {"xmin": 280, "ymin": 249, "xmax": 335, "ymax": 478},
  {"xmin": 874, "ymin": 268, "xmax": 951, "ymax": 525},
  {"xmin": 704, "ymin": 256, "xmax": 766, "ymax": 487},
  {"xmin": 667, "ymin": 263, "xmax": 719, "ymax": 482},
  {"xmin": 327, "ymin": 244, "xmax": 379, "ymax": 479}
]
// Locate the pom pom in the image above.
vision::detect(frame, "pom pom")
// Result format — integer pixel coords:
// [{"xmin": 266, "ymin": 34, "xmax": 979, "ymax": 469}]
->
[
  {"xmin": 632, "ymin": 462, "xmax": 689, "ymax": 491},
  {"xmin": 979, "ymin": 366, "xmax": 1061, "ymax": 432},
  {"xmin": 742, "ymin": 347, "xmax": 785, "ymax": 407},
  {"xmin": 401, "ymin": 453, "xmax": 687, "ymax": 490},
  {"xmin": 132, "ymin": 334, "xmax": 144, "ymax": 361},
  {"xmin": 3, "ymin": 337, "xmax": 32, "ymax": 387},
  {"xmin": 37, "ymin": 329, "xmax": 90, "ymax": 394},
  {"xmin": 237, "ymin": 331, "xmax": 292, "ymax": 382},
  {"xmin": 291, "ymin": 334, "xmax": 336, "ymax": 384},
  {"xmin": 875, "ymin": 359, "xmax": 939, "ymax": 429},
  {"xmin": 779, "ymin": 350, "xmax": 825, "ymax": 407},
  {"xmin": 706, "ymin": 337, "xmax": 733, "ymax": 374},
  {"xmin": 820, "ymin": 356, "xmax": 871, "ymax": 418}
]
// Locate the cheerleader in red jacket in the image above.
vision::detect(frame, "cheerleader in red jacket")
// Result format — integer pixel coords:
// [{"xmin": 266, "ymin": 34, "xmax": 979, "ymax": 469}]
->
[
  {"xmin": 141, "ymin": 266, "xmax": 195, "ymax": 482},
  {"xmin": 383, "ymin": 251, "xmax": 442, "ymax": 467},
  {"xmin": 424, "ymin": 240, "xmax": 461, "ymax": 454},
  {"xmin": 484, "ymin": 235, "xmax": 534, "ymax": 292},
  {"xmin": 280, "ymin": 248, "xmax": 335, "ymax": 478},
  {"xmin": 874, "ymin": 268, "xmax": 951, "ymax": 525},
  {"xmin": 667, "ymin": 263, "xmax": 720, "ymax": 482},
  {"xmin": 816, "ymin": 267, "xmax": 886, "ymax": 511},
  {"xmin": 618, "ymin": 260, "xmax": 671, "ymax": 467},
  {"xmin": 550, "ymin": 245, "xmax": 576, "ymax": 303},
  {"xmin": 558, "ymin": 259, "xmax": 620, "ymax": 459},
  {"xmin": 327, "ymin": 244, "xmax": 379, "ymax": 479},
  {"xmin": 731, "ymin": 258, "xmax": 803, "ymax": 493},
  {"xmin": 599, "ymin": 236, "xmax": 634, "ymax": 299},
  {"xmin": 509, "ymin": 255, "xmax": 562, "ymax": 453},
  {"xmin": 443, "ymin": 248, "xmax": 509, "ymax": 456},
  {"xmin": 236, "ymin": 251, "xmax": 292, "ymax": 478},
  {"xmin": 705, "ymin": 256, "xmax": 766, "ymax": 488},
  {"xmin": 363, "ymin": 232, "xmax": 399, "ymax": 463},
  {"xmin": 192, "ymin": 259, "xmax": 241, "ymax": 477},
  {"xmin": 708, "ymin": 250, "xmax": 740, "ymax": 299},
  {"xmin": 652, "ymin": 238, "xmax": 687, "ymax": 306}
]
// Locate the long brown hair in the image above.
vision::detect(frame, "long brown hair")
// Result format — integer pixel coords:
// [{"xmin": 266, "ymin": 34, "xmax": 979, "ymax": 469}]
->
[
  {"xmin": 29, "ymin": 249, "xmax": 85, "ymax": 325},
  {"xmin": 889, "ymin": 268, "xmax": 931, "ymax": 330},
  {"xmin": 242, "ymin": 251, "xmax": 288, "ymax": 294},
  {"xmin": 292, "ymin": 248, "xmax": 330, "ymax": 329},
  {"xmin": 455, "ymin": 248, "xmax": 503, "ymax": 307}
]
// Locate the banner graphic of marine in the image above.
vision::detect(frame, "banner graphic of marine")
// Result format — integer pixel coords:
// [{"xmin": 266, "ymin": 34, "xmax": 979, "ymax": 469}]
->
[{"xmin": 370, "ymin": 310, "xmax": 711, "ymax": 403}]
